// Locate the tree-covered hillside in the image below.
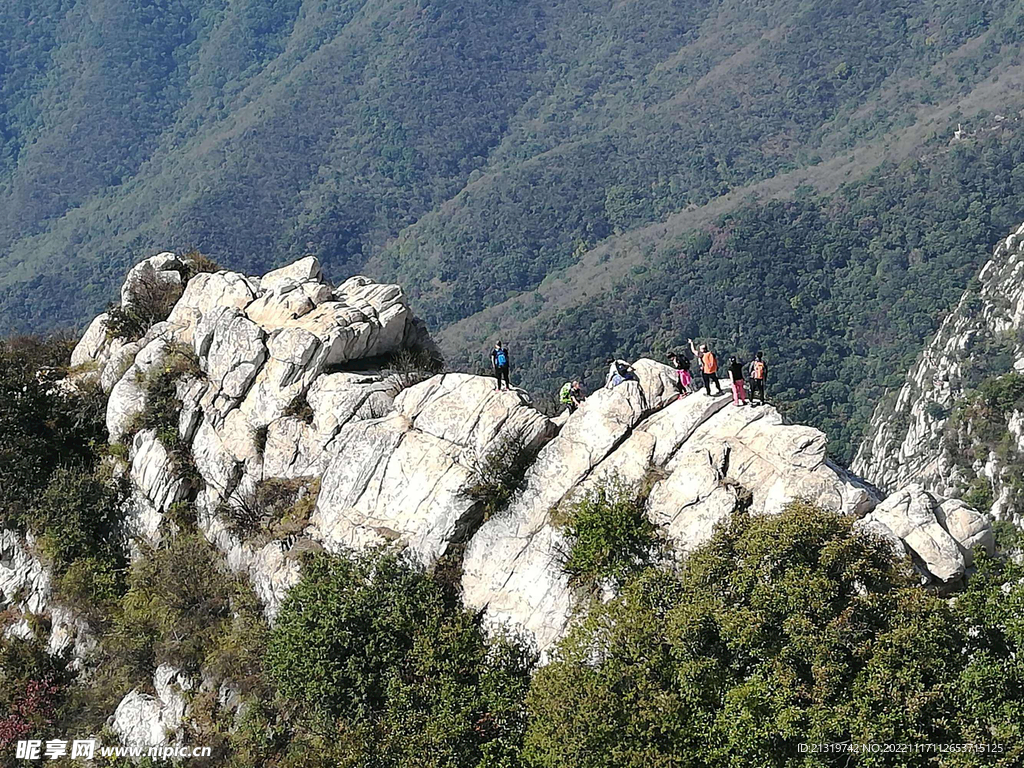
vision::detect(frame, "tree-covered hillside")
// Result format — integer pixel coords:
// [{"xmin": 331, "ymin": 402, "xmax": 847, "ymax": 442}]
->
[
  {"xmin": 444, "ymin": 127, "xmax": 1024, "ymax": 462},
  {"xmin": 4, "ymin": 0, "xmax": 1024, "ymax": 458}
]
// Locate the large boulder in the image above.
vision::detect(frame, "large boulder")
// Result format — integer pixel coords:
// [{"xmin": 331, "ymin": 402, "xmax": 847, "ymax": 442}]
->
[
  {"xmin": 683, "ymin": 405, "xmax": 877, "ymax": 517},
  {"xmin": 129, "ymin": 429, "xmax": 184, "ymax": 510},
  {"xmin": 167, "ymin": 271, "xmax": 259, "ymax": 350},
  {"xmin": 631, "ymin": 358, "xmax": 684, "ymax": 411},
  {"xmin": 310, "ymin": 374, "xmax": 557, "ymax": 564},
  {"xmin": 106, "ymin": 337, "xmax": 173, "ymax": 442},
  {"xmin": 112, "ymin": 665, "xmax": 192, "ymax": 750},
  {"xmin": 646, "ymin": 443, "xmax": 737, "ymax": 553},
  {"xmin": 858, "ymin": 484, "xmax": 994, "ymax": 583},
  {"xmin": 200, "ymin": 309, "xmax": 267, "ymax": 423}
]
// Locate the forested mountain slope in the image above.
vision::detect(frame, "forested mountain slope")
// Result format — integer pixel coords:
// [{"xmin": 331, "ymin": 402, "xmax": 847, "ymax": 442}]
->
[{"xmin": 4, "ymin": 0, "xmax": 1024, "ymax": 459}]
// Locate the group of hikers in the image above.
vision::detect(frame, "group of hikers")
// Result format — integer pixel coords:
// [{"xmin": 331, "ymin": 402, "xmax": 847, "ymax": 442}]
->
[{"xmin": 489, "ymin": 339, "xmax": 768, "ymax": 414}]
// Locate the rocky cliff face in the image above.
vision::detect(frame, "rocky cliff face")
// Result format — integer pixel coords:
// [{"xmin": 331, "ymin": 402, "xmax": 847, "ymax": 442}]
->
[
  {"xmin": 6, "ymin": 252, "xmax": 997, "ymax": 749},
  {"xmin": 853, "ymin": 222, "xmax": 1024, "ymax": 522}
]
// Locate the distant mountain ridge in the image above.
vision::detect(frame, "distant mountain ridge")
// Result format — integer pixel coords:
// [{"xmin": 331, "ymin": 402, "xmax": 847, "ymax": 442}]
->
[{"xmin": 5, "ymin": 0, "xmax": 1024, "ymax": 460}]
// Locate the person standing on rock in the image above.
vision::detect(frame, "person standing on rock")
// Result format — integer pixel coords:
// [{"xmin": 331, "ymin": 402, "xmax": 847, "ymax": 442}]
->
[
  {"xmin": 749, "ymin": 351, "xmax": 767, "ymax": 405},
  {"xmin": 491, "ymin": 341, "xmax": 512, "ymax": 390},
  {"xmin": 728, "ymin": 355, "xmax": 748, "ymax": 406},
  {"xmin": 689, "ymin": 339, "xmax": 723, "ymax": 396}
]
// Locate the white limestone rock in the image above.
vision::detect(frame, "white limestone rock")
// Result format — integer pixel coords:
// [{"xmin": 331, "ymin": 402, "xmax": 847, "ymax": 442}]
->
[
  {"xmin": 394, "ymin": 373, "xmax": 556, "ymax": 455},
  {"xmin": 854, "ymin": 221, "xmax": 1024, "ymax": 513},
  {"xmin": 201, "ymin": 309, "xmax": 267, "ymax": 422},
  {"xmin": 167, "ymin": 271, "xmax": 258, "ymax": 349},
  {"xmin": 461, "ymin": 382, "xmax": 649, "ymax": 654},
  {"xmin": 112, "ymin": 665, "xmax": 193, "ymax": 750},
  {"xmin": 0, "ymin": 530, "xmax": 51, "ymax": 616},
  {"xmin": 130, "ymin": 430, "xmax": 190, "ymax": 513},
  {"xmin": 638, "ymin": 391, "xmax": 732, "ymax": 466},
  {"xmin": 192, "ymin": 421, "xmax": 242, "ymax": 498},
  {"xmin": 631, "ymin": 358, "xmax": 683, "ymax": 411},
  {"xmin": 106, "ymin": 337, "xmax": 172, "ymax": 442},
  {"xmin": 310, "ymin": 375, "xmax": 557, "ymax": 565},
  {"xmin": 234, "ymin": 327, "xmax": 325, "ymax": 430},
  {"xmin": 246, "ymin": 280, "xmax": 333, "ymax": 330},
  {"xmin": 934, "ymin": 497, "xmax": 995, "ymax": 568},
  {"xmin": 259, "ymin": 255, "xmax": 324, "ymax": 292},
  {"xmin": 70, "ymin": 313, "xmax": 117, "ymax": 371},
  {"xmin": 100, "ymin": 340, "xmax": 143, "ymax": 394},
  {"xmin": 647, "ymin": 444, "xmax": 738, "ymax": 554},
  {"xmin": 857, "ymin": 484, "xmax": 993, "ymax": 583},
  {"xmin": 684, "ymin": 404, "xmax": 877, "ymax": 517}
]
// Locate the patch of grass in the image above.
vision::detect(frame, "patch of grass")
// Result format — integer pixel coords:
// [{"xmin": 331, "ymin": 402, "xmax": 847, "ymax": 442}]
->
[
  {"xmin": 221, "ymin": 478, "xmax": 320, "ymax": 542},
  {"xmin": 181, "ymin": 249, "xmax": 222, "ymax": 280}
]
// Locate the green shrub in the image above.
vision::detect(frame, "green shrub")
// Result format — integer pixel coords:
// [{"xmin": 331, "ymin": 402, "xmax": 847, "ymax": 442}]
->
[
  {"xmin": 0, "ymin": 636, "xmax": 76, "ymax": 750},
  {"xmin": 104, "ymin": 264, "xmax": 186, "ymax": 343},
  {"xmin": 140, "ymin": 343, "xmax": 202, "ymax": 435},
  {"xmin": 976, "ymin": 372, "xmax": 1024, "ymax": 414},
  {"xmin": 559, "ymin": 481, "xmax": 664, "ymax": 588},
  {"xmin": 104, "ymin": 304, "xmax": 154, "ymax": 343},
  {"xmin": 0, "ymin": 335, "xmax": 107, "ymax": 531},
  {"xmin": 263, "ymin": 549, "xmax": 535, "ymax": 767},
  {"xmin": 181, "ymin": 249, "xmax": 221, "ymax": 280},
  {"xmin": 32, "ymin": 466, "xmax": 128, "ymax": 600},
  {"xmin": 462, "ymin": 427, "xmax": 539, "ymax": 521},
  {"xmin": 525, "ymin": 502, "xmax": 1024, "ymax": 767},
  {"xmin": 963, "ymin": 476, "xmax": 995, "ymax": 512},
  {"xmin": 117, "ymin": 533, "xmax": 238, "ymax": 675}
]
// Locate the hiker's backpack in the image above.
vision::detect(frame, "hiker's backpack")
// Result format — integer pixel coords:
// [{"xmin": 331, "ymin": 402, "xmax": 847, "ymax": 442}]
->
[
  {"xmin": 751, "ymin": 360, "xmax": 766, "ymax": 379},
  {"xmin": 495, "ymin": 348, "xmax": 508, "ymax": 367},
  {"xmin": 702, "ymin": 351, "xmax": 717, "ymax": 373},
  {"xmin": 559, "ymin": 382, "xmax": 572, "ymax": 403}
]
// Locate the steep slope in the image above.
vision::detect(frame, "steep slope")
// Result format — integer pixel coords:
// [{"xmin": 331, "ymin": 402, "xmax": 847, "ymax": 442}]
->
[{"xmin": 854, "ymin": 221, "xmax": 1024, "ymax": 523}]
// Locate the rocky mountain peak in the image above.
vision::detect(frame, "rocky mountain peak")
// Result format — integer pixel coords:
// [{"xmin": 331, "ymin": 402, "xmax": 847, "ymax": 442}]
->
[{"xmin": 4, "ymin": 251, "xmax": 997, "ymax": 750}]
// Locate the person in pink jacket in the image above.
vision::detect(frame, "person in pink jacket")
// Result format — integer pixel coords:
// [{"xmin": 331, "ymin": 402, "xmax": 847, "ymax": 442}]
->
[{"xmin": 727, "ymin": 355, "xmax": 748, "ymax": 406}]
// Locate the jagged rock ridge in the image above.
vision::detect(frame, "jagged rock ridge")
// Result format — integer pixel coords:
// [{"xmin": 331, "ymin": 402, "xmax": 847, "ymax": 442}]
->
[
  {"xmin": 7, "ymin": 251, "xmax": 997, "ymax": 749},
  {"xmin": 854, "ymin": 222, "xmax": 1024, "ymax": 521}
]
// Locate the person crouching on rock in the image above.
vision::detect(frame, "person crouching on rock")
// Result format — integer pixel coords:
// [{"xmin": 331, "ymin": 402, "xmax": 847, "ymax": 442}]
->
[
  {"xmin": 491, "ymin": 341, "xmax": 511, "ymax": 391},
  {"xmin": 559, "ymin": 380, "xmax": 586, "ymax": 413},
  {"xmin": 605, "ymin": 357, "xmax": 638, "ymax": 388}
]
